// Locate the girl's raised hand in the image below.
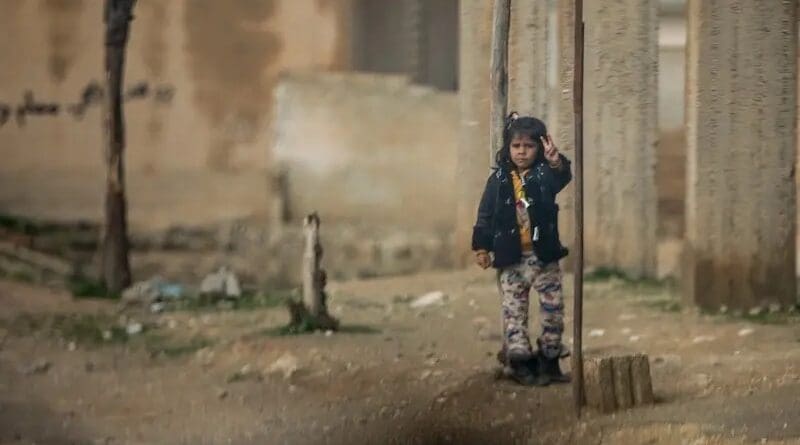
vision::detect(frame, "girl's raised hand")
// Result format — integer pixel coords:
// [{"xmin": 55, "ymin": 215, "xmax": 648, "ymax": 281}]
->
[{"xmin": 541, "ymin": 134, "xmax": 561, "ymax": 166}]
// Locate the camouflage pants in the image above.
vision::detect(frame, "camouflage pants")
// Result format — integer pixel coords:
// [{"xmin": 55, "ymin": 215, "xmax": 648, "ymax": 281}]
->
[{"xmin": 497, "ymin": 253, "xmax": 565, "ymax": 359}]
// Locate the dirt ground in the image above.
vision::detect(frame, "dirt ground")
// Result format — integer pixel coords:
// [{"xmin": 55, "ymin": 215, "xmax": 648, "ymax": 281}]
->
[{"xmin": 1, "ymin": 269, "xmax": 800, "ymax": 445}]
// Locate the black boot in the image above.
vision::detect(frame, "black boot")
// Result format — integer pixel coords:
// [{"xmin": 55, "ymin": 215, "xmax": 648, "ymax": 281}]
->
[
  {"xmin": 536, "ymin": 339, "xmax": 570, "ymax": 383},
  {"xmin": 538, "ymin": 354, "xmax": 570, "ymax": 384}
]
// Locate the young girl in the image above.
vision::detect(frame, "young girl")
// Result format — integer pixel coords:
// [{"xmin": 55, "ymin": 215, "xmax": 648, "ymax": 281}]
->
[{"xmin": 472, "ymin": 112, "xmax": 572, "ymax": 386}]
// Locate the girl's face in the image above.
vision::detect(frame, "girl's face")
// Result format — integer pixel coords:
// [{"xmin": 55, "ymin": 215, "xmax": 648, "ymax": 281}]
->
[{"xmin": 509, "ymin": 133, "xmax": 537, "ymax": 170}]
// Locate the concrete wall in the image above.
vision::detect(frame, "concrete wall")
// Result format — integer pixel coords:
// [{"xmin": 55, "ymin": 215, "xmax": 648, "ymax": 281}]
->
[
  {"xmin": 0, "ymin": 0, "xmax": 350, "ymax": 230},
  {"xmin": 272, "ymin": 72, "xmax": 458, "ymax": 230}
]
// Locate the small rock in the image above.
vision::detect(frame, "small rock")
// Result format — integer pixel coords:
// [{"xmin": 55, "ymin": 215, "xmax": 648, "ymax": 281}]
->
[
  {"xmin": 149, "ymin": 302, "xmax": 166, "ymax": 313},
  {"xmin": 67, "ymin": 341, "xmax": 77, "ymax": 352},
  {"xmin": 268, "ymin": 353, "xmax": 300, "ymax": 380},
  {"xmin": 125, "ymin": 322, "xmax": 143, "ymax": 336},
  {"xmin": 693, "ymin": 373, "xmax": 712, "ymax": 388},
  {"xmin": 102, "ymin": 330, "xmax": 113, "ymax": 341},
  {"xmin": 692, "ymin": 335, "xmax": 716, "ymax": 344},
  {"xmin": 738, "ymin": 327, "xmax": 755, "ymax": 337},
  {"xmin": 22, "ymin": 359, "xmax": 51, "ymax": 376},
  {"xmin": 588, "ymin": 329, "xmax": 605, "ymax": 338},
  {"xmin": 420, "ymin": 370, "xmax": 432, "ymax": 380},
  {"xmin": 167, "ymin": 319, "xmax": 178, "ymax": 330},
  {"xmin": 200, "ymin": 266, "xmax": 241, "ymax": 299},
  {"xmin": 217, "ymin": 389, "xmax": 229, "ymax": 399},
  {"xmin": 410, "ymin": 291, "xmax": 447, "ymax": 309},
  {"xmin": 629, "ymin": 335, "xmax": 641, "ymax": 342},
  {"xmin": 325, "ymin": 330, "xmax": 334, "ymax": 337}
]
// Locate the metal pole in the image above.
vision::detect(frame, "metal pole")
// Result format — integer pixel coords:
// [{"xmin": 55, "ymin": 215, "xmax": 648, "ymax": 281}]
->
[{"xmin": 571, "ymin": 0, "xmax": 585, "ymax": 419}]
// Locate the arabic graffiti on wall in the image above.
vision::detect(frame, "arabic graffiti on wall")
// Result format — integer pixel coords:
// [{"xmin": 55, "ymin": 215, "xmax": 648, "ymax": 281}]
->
[{"xmin": 0, "ymin": 80, "xmax": 175, "ymax": 128}]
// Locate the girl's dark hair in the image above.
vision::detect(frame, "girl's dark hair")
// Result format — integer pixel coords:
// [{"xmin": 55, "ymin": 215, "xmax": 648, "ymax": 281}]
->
[{"xmin": 495, "ymin": 111, "xmax": 548, "ymax": 170}]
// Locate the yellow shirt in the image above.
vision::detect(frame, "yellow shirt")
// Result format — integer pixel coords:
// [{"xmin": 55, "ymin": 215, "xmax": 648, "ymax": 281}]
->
[{"xmin": 510, "ymin": 170, "xmax": 534, "ymax": 253}]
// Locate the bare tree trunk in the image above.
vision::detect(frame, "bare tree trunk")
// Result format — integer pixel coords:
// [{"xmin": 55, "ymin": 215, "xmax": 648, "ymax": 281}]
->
[{"xmin": 101, "ymin": 0, "xmax": 136, "ymax": 294}]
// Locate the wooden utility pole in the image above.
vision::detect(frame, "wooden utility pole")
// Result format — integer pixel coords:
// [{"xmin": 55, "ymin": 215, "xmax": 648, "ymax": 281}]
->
[
  {"xmin": 489, "ymin": 0, "xmax": 511, "ymax": 166},
  {"xmin": 101, "ymin": 0, "xmax": 136, "ymax": 294},
  {"xmin": 571, "ymin": 0, "xmax": 585, "ymax": 419}
]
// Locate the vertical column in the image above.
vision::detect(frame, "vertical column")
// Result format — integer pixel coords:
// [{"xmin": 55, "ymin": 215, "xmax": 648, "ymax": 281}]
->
[
  {"xmin": 684, "ymin": 0, "xmax": 797, "ymax": 310},
  {"xmin": 454, "ymin": 0, "xmax": 493, "ymax": 266},
  {"xmin": 508, "ymin": 0, "xmax": 549, "ymax": 118},
  {"xmin": 583, "ymin": 0, "xmax": 659, "ymax": 277}
]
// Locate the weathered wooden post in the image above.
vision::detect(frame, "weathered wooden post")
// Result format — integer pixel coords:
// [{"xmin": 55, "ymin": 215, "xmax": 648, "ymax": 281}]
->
[
  {"xmin": 303, "ymin": 213, "xmax": 324, "ymax": 317},
  {"xmin": 101, "ymin": 0, "xmax": 136, "ymax": 294},
  {"xmin": 285, "ymin": 212, "xmax": 338, "ymax": 333},
  {"xmin": 583, "ymin": 353, "xmax": 654, "ymax": 414}
]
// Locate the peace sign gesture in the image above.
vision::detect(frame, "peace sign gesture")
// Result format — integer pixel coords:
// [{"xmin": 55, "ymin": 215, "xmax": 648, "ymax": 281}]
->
[{"xmin": 540, "ymin": 134, "xmax": 561, "ymax": 166}]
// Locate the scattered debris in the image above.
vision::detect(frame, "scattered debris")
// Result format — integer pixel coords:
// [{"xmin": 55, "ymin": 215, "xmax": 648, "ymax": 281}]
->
[
  {"xmin": 691, "ymin": 335, "xmax": 716, "ymax": 344},
  {"xmin": 21, "ymin": 358, "xmax": 51, "ymax": 376},
  {"xmin": 267, "ymin": 353, "xmax": 301, "ymax": 380},
  {"xmin": 125, "ymin": 322, "xmax": 143, "ymax": 336},
  {"xmin": 410, "ymin": 291, "xmax": 447, "ymax": 309},
  {"xmin": 738, "ymin": 327, "xmax": 755, "ymax": 337},
  {"xmin": 227, "ymin": 363, "xmax": 260, "ymax": 383},
  {"xmin": 200, "ymin": 266, "xmax": 242, "ymax": 299},
  {"xmin": 588, "ymin": 328, "xmax": 606, "ymax": 338},
  {"xmin": 121, "ymin": 276, "xmax": 185, "ymax": 312}
]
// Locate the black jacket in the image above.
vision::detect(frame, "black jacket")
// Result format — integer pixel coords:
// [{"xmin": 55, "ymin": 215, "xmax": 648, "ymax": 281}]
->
[{"xmin": 472, "ymin": 154, "xmax": 572, "ymax": 268}]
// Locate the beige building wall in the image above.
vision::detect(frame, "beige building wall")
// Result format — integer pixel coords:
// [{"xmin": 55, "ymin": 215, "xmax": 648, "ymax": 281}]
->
[{"xmin": 0, "ymin": 0, "xmax": 350, "ymax": 230}]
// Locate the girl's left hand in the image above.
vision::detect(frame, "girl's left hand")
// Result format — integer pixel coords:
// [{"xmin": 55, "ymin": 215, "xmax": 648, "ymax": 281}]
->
[{"xmin": 541, "ymin": 134, "xmax": 560, "ymax": 165}]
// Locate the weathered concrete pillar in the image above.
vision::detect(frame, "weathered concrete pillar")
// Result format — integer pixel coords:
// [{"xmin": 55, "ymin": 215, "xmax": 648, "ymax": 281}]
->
[
  {"xmin": 508, "ymin": 0, "xmax": 548, "ymax": 118},
  {"xmin": 554, "ymin": 0, "xmax": 575, "ymax": 270},
  {"xmin": 684, "ymin": 0, "xmax": 797, "ymax": 310},
  {"xmin": 583, "ymin": 0, "xmax": 658, "ymax": 277},
  {"xmin": 454, "ymin": 0, "xmax": 493, "ymax": 266},
  {"xmin": 402, "ymin": 0, "xmax": 427, "ymax": 84}
]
